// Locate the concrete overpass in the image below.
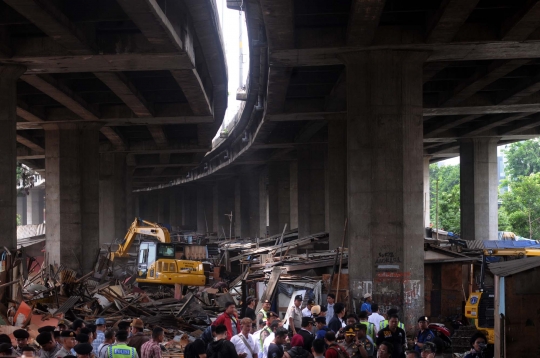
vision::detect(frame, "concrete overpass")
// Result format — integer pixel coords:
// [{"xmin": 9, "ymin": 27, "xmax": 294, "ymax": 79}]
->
[
  {"xmin": 0, "ymin": 0, "xmax": 226, "ymax": 271},
  {"xmin": 132, "ymin": 0, "xmax": 540, "ymax": 330}
]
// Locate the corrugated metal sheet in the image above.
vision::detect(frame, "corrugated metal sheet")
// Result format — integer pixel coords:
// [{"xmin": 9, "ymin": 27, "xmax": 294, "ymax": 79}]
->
[
  {"xmin": 56, "ymin": 295, "xmax": 81, "ymax": 314},
  {"xmin": 17, "ymin": 224, "xmax": 45, "ymax": 239},
  {"xmin": 489, "ymin": 257, "xmax": 540, "ymax": 277},
  {"xmin": 483, "ymin": 240, "xmax": 540, "ymax": 249}
]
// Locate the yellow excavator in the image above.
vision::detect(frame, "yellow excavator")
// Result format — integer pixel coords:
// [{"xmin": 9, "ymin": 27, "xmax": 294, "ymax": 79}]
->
[
  {"xmin": 465, "ymin": 246, "xmax": 540, "ymax": 344},
  {"xmin": 108, "ymin": 218, "xmax": 207, "ymax": 287}
]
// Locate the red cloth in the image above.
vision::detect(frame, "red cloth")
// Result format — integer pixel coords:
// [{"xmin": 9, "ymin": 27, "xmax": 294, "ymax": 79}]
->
[
  {"xmin": 325, "ymin": 344, "xmax": 347, "ymax": 358},
  {"xmin": 291, "ymin": 334, "xmax": 304, "ymax": 347},
  {"xmin": 212, "ymin": 313, "xmax": 241, "ymax": 340}
]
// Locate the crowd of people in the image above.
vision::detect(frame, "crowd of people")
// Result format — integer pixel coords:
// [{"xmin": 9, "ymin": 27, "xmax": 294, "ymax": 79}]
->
[
  {"xmin": 0, "ymin": 294, "xmax": 490, "ymax": 358},
  {"xmin": 195, "ymin": 294, "xmax": 491, "ymax": 358},
  {"xmin": 0, "ymin": 317, "xmax": 165, "ymax": 358}
]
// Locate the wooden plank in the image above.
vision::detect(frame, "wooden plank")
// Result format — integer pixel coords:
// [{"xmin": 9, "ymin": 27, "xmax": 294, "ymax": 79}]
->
[{"xmin": 254, "ymin": 267, "xmax": 281, "ymax": 314}]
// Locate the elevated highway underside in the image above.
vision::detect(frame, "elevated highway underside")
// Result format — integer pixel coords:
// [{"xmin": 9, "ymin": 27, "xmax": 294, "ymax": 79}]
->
[{"xmin": 135, "ymin": 0, "xmax": 540, "ymax": 330}]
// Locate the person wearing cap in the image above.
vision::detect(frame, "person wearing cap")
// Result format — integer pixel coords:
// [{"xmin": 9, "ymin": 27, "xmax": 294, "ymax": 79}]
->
[
  {"xmin": 262, "ymin": 319, "xmax": 283, "ymax": 358},
  {"xmin": 314, "ymin": 317, "xmax": 329, "ymax": 341},
  {"xmin": 244, "ymin": 297, "xmax": 257, "ymax": 323},
  {"xmin": 230, "ymin": 318, "xmax": 258, "ymax": 358},
  {"xmin": 56, "ymin": 331, "xmax": 77, "ymax": 358},
  {"xmin": 73, "ymin": 344, "xmax": 94, "ymax": 358},
  {"xmin": 414, "ymin": 317, "xmax": 434, "ymax": 354},
  {"xmin": 297, "ymin": 318, "xmax": 314, "ymax": 352},
  {"xmin": 92, "ymin": 319, "xmax": 106, "ymax": 354},
  {"xmin": 339, "ymin": 326, "xmax": 367, "ymax": 358},
  {"xmin": 22, "ymin": 346, "xmax": 36, "ymax": 358},
  {"xmin": 378, "ymin": 309, "xmax": 405, "ymax": 331},
  {"xmin": 375, "ymin": 315, "xmax": 405, "ymax": 358},
  {"xmin": 140, "ymin": 327, "xmax": 164, "ymax": 358},
  {"xmin": 302, "ymin": 301, "xmax": 314, "ymax": 318},
  {"xmin": 212, "ymin": 302, "xmax": 241, "ymax": 341},
  {"xmin": 354, "ymin": 324, "xmax": 374, "ymax": 358},
  {"xmin": 109, "ymin": 330, "xmax": 138, "ymax": 358},
  {"xmin": 257, "ymin": 300, "xmax": 272, "ymax": 325},
  {"xmin": 288, "ymin": 295, "xmax": 304, "ymax": 335},
  {"xmin": 14, "ymin": 329, "xmax": 30, "ymax": 355},
  {"xmin": 36, "ymin": 332, "xmax": 62, "ymax": 358},
  {"xmin": 360, "ymin": 294, "xmax": 372, "ymax": 315},
  {"xmin": 57, "ymin": 321, "xmax": 68, "ymax": 332},
  {"xmin": 310, "ymin": 306, "xmax": 320, "ymax": 319},
  {"xmin": 127, "ymin": 319, "xmax": 148, "ymax": 358}
]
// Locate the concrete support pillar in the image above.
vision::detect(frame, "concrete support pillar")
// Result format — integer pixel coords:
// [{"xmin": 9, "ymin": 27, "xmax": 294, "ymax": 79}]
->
[
  {"xmin": 423, "ymin": 157, "xmax": 431, "ymax": 228},
  {"xmin": 246, "ymin": 170, "xmax": 262, "ymax": 237},
  {"xmin": 17, "ymin": 195, "xmax": 27, "ymax": 225},
  {"xmin": 133, "ymin": 192, "xmax": 140, "ymax": 218},
  {"xmin": 289, "ymin": 162, "xmax": 298, "ymax": 230},
  {"xmin": 259, "ymin": 168, "xmax": 268, "ymax": 237},
  {"xmin": 99, "ymin": 153, "xmax": 127, "ymax": 245},
  {"xmin": 460, "ymin": 138, "xmax": 499, "ymax": 241},
  {"xmin": 234, "ymin": 177, "xmax": 251, "ymax": 238},
  {"xmin": 125, "ymin": 167, "xmax": 134, "ymax": 227},
  {"xmin": 268, "ymin": 162, "xmax": 290, "ymax": 236},
  {"xmin": 328, "ymin": 121, "xmax": 347, "ymax": 248},
  {"xmin": 27, "ymin": 188, "xmax": 45, "ymax": 225},
  {"xmin": 169, "ymin": 187, "xmax": 183, "ymax": 229},
  {"xmin": 214, "ymin": 179, "xmax": 234, "ymax": 238},
  {"xmin": 343, "ymin": 50, "xmax": 427, "ymax": 332},
  {"xmin": 297, "ymin": 145, "xmax": 326, "ymax": 239},
  {"xmin": 157, "ymin": 188, "xmax": 169, "ymax": 224},
  {"xmin": 0, "ymin": 66, "xmax": 26, "ymax": 248},
  {"xmin": 45, "ymin": 122, "xmax": 101, "ymax": 272},
  {"xmin": 196, "ymin": 185, "xmax": 206, "ymax": 234},
  {"xmin": 184, "ymin": 185, "xmax": 197, "ymax": 230}
]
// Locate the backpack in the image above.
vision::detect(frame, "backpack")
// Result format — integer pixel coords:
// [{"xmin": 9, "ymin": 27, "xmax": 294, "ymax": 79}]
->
[
  {"xmin": 184, "ymin": 339, "xmax": 205, "ymax": 358},
  {"xmin": 328, "ymin": 344, "xmax": 348, "ymax": 358}
]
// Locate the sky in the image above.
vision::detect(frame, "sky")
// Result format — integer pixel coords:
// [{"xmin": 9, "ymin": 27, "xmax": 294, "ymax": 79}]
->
[{"xmin": 216, "ymin": 0, "xmax": 249, "ymax": 130}]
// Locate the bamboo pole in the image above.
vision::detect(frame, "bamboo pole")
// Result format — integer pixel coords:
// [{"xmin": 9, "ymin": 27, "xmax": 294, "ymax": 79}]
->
[{"xmin": 334, "ymin": 218, "xmax": 348, "ymax": 301}]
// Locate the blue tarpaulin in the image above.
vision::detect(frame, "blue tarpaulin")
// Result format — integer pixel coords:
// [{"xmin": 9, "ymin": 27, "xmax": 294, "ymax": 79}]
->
[{"xmin": 483, "ymin": 240, "xmax": 540, "ymax": 249}]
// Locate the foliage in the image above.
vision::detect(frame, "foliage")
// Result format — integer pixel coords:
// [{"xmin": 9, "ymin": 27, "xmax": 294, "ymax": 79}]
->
[
  {"xmin": 503, "ymin": 139, "xmax": 540, "ymax": 181},
  {"xmin": 500, "ymin": 173, "xmax": 540, "ymax": 239},
  {"xmin": 429, "ymin": 163, "xmax": 461, "ymax": 234},
  {"xmin": 16, "ymin": 214, "xmax": 21, "ymax": 226}
]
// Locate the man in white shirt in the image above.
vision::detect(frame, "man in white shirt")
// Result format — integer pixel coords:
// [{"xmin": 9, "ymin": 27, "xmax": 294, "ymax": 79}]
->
[
  {"xmin": 302, "ymin": 300, "xmax": 314, "ymax": 317},
  {"xmin": 231, "ymin": 318, "xmax": 259, "ymax": 358},
  {"xmin": 326, "ymin": 294, "xmax": 335, "ymax": 320},
  {"xmin": 368, "ymin": 304, "xmax": 385, "ymax": 334}
]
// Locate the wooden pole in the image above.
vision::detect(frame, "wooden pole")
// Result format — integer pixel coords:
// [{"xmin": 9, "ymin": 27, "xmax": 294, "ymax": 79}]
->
[
  {"xmin": 279, "ymin": 224, "xmax": 288, "ymax": 261},
  {"xmin": 333, "ymin": 217, "xmax": 348, "ymax": 301}
]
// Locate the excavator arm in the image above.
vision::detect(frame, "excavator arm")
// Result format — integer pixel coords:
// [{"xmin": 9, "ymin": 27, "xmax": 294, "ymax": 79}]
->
[{"xmin": 110, "ymin": 218, "xmax": 171, "ymax": 260}]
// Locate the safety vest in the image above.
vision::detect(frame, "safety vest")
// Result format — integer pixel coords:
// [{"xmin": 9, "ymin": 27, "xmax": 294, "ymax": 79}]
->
[
  {"xmin": 108, "ymin": 344, "xmax": 136, "ymax": 358},
  {"xmin": 379, "ymin": 320, "xmax": 405, "ymax": 330},
  {"xmin": 259, "ymin": 309, "xmax": 268, "ymax": 322},
  {"xmin": 359, "ymin": 321, "xmax": 376, "ymax": 341}
]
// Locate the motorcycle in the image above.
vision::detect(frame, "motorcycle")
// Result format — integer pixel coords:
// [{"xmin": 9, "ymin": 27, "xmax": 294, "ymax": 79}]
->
[{"xmin": 428, "ymin": 322, "xmax": 452, "ymax": 349}]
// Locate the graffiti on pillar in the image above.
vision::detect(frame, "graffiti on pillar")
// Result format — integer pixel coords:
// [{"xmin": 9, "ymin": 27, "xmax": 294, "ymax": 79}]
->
[
  {"xmin": 351, "ymin": 279, "xmax": 372, "ymax": 301},
  {"xmin": 373, "ymin": 271, "xmax": 408, "ymax": 315},
  {"xmin": 403, "ymin": 280, "xmax": 421, "ymax": 304},
  {"xmin": 375, "ymin": 252, "xmax": 401, "ymax": 264}
]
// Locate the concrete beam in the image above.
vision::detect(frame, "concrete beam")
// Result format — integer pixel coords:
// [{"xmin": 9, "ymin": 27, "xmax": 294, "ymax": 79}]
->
[
  {"xmin": 425, "ymin": 0, "xmax": 481, "ymax": 43},
  {"xmin": 495, "ymin": 71, "xmax": 540, "ymax": 105},
  {"xmin": 424, "ymin": 103, "xmax": 540, "ymax": 116},
  {"xmin": 16, "ymin": 134, "xmax": 44, "ymax": 153},
  {"xmin": 266, "ymin": 68, "xmax": 292, "ymax": 114},
  {"xmin": 260, "ymin": 0, "xmax": 294, "ymax": 50},
  {"xmin": 460, "ymin": 113, "xmax": 530, "ymax": 137},
  {"xmin": 170, "ymin": 70, "xmax": 212, "ymax": 116},
  {"xmin": 423, "ymin": 62, "xmax": 449, "ymax": 84},
  {"xmin": 501, "ymin": 0, "xmax": 540, "ymax": 41},
  {"xmin": 424, "ymin": 114, "xmax": 483, "ymax": 137},
  {"xmin": 266, "ymin": 112, "xmax": 346, "ymax": 122},
  {"xmin": 347, "ymin": 0, "xmax": 386, "ymax": 46},
  {"xmin": 498, "ymin": 115, "xmax": 540, "ymax": 135},
  {"xmin": 268, "ymin": 42, "xmax": 540, "ymax": 67},
  {"xmin": 3, "ymin": 0, "xmax": 98, "ymax": 55},
  {"xmin": 439, "ymin": 60, "xmax": 529, "ymax": 107},
  {"xmin": 17, "ymin": 101, "xmax": 44, "ymax": 123},
  {"xmin": 115, "ymin": 0, "xmax": 185, "ymax": 53}
]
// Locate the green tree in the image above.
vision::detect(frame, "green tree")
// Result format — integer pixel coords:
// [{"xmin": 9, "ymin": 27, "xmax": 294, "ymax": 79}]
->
[
  {"xmin": 500, "ymin": 173, "xmax": 540, "ymax": 239},
  {"xmin": 430, "ymin": 163, "xmax": 461, "ymax": 233},
  {"xmin": 503, "ymin": 139, "xmax": 540, "ymax": 181}
]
